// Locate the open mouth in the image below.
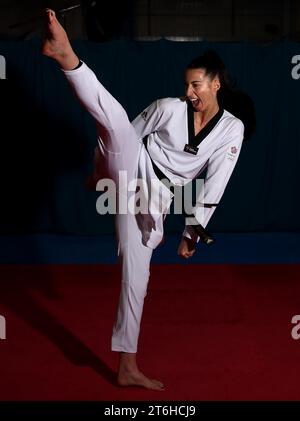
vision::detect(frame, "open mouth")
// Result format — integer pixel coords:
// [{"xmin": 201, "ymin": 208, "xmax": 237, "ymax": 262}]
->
[{"xmin": 190, "ymin": 98, "xmax": 200, "ymax": 107}]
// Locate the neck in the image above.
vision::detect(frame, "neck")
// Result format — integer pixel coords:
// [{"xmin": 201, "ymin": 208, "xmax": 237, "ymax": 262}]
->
[{"xmin": 195, "ymin": 103, "xmax": 220, "ymax": 125}]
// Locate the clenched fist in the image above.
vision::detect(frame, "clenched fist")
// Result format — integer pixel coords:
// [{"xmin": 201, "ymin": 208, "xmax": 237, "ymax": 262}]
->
[{"xmin": 177, "ymin": 237, "xmax": 196, "ymax": 259}]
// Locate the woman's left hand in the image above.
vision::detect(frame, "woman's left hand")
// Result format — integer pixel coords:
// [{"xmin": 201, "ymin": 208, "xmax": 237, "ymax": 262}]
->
[{"xmin": 177, "ymin": 237, "xmax": 196, "ymax": 259}]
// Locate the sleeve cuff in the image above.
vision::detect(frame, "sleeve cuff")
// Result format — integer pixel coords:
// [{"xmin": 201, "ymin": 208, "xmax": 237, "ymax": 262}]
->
[
  {"xmin": 71, "ymin": 60, "xmax": 83, "ymax": 70},
  {"xmin": 61, "ymin": 60, "xmax": 86, "ymax": 75},
  {"xmin": 183, "ymin": 225, "xmax": 200, "ymax": 243}
]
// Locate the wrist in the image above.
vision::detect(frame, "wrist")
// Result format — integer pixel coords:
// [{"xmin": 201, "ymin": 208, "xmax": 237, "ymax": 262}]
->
[{"xmin": 182, "ymin": 236, "xmax": 195, "ymax": 245}]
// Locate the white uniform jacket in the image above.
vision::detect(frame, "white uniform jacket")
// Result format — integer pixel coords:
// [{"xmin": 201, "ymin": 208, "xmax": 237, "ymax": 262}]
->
[{"xmin": 132, "ymin": 97, "xmax": 245, "ymax": 242}]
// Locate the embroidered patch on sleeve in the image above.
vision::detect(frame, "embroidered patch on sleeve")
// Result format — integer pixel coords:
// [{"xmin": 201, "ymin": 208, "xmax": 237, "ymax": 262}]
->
[{"xmin": 226, "ymin": 146, "xmax": 238, "ymax": 161}]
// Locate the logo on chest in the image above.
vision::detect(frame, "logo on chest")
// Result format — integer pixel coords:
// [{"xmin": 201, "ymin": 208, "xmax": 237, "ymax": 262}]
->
[{"xmin": 184, "ymin": 144, "xmax": 199, "ymax": 155}]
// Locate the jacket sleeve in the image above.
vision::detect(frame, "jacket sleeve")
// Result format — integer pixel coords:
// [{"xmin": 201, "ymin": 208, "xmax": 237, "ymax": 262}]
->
[
  {"xmin": 183, "ymin": 119, "xmax": 245, "ymax": 242},
  {"xmin": 131, "ymin": 100, "xmax": 163, "ymax": 140}
]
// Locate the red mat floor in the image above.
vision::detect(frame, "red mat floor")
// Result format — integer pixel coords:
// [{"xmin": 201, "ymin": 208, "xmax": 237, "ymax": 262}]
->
[{"xmin": 0, "ymin": 264, "xmax": 300, "ymax": 400}]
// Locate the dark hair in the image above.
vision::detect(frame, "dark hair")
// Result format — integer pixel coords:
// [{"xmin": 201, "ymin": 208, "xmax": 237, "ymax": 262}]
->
[
  {"xmin": 186, "ymin": 50, "xmax": 231, "ymax": 96},
  {"xmin": 186, "ymin": 50, "xmax": 256, "ymax": 141}
]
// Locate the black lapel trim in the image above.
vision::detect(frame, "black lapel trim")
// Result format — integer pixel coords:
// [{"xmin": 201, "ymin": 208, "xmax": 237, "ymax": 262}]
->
[
  {"xmin": 187, "ymin": 101, "xmax": 224, "ymax": 148},
  {"xmin": 187, "ymin": 101, "xmax": 195, "ymax": 145}
]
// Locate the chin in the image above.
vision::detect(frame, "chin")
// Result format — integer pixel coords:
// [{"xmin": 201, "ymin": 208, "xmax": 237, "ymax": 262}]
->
[{"xmin": 193, "ymin": 105, "xmax": 202, "ymax": 112}]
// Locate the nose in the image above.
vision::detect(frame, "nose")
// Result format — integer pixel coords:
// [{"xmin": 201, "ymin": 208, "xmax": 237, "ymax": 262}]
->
[{"xmin": 185, "ymin": 84, "xmax": 193, "ymax": 97}]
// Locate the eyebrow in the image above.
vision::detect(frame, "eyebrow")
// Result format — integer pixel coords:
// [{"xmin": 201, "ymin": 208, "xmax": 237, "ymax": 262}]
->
[{"xmin": 185, "ymin": 80, "xmax": 203, "ymax": 84}]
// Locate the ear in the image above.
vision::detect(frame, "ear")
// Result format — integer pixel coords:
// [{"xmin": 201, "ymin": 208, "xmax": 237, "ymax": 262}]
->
[{"xmin": 213, "ymin": 77, "xmax": 221, "ymax": 91}]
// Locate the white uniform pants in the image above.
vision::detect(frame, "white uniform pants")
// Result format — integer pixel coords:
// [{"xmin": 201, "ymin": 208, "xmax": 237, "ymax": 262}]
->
[{"xmin": 63, "ymin": 63, "xmax": 162, "ymax": 353}]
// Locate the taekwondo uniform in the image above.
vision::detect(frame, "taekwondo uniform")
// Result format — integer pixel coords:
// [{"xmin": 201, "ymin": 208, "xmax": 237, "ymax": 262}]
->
[{"xmin": 62, "ymin": 62, "xmax": 244, "ymax": 353}]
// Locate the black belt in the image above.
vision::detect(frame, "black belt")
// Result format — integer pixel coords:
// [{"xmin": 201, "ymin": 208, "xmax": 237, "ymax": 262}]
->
[
  {"xmin": 142, "ymin": 136, "xmax": 171, "ymax": 187},
  {"xmin": 142, "ymin": 136, "xmax": 217, "ymax": 246}
]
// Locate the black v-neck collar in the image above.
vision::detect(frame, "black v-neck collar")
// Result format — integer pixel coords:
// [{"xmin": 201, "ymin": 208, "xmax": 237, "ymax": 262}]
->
[{"xmin": 187, "ymin": 102, "xmax": 224, "ymax": 148}]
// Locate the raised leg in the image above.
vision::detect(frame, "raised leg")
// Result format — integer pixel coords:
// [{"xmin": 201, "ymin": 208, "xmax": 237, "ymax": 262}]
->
[{"xmin": 42, "ymin": 9, "xmax": 164, "ymax": 391}]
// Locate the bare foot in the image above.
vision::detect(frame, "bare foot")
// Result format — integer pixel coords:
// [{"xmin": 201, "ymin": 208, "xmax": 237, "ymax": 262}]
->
[
  {"xmin": 117, "ymin": 352, "xmax": 165, "ymax": 391},
  {"xmin": 118, "ymin": 368, "xmax": 165, "ymax": 391},
  {"xmin": 42, "ymin": 9, "xmax": 79, "ymax": 69}
]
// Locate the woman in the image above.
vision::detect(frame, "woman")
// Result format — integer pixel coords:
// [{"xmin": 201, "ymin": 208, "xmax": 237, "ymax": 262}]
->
[{"xmin": 42, "ymin": 9, "xmax": 249, "ymax": 390}]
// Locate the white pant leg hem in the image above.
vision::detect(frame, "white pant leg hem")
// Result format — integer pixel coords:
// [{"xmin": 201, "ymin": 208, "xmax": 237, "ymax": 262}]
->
[{"xmin": 111, "ymin": 344, "xmax": 137, "ymax": 353}]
